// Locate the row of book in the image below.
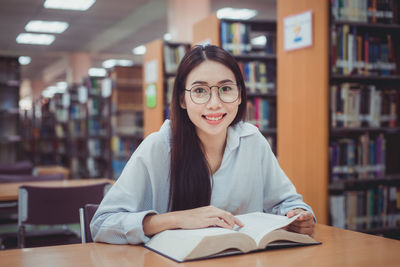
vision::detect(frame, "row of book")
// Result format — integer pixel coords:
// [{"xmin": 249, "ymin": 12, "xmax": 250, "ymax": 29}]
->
[
  {"xmin": 88, "ymin": 139, "xmax": 104, "ymax": 157},
  {"xmin": 164, "ymin": 44, "xmax": 188, "ymax": 74},
  {"xmin": 331, "ymin": 24, "xmax": 397, "ymax": 75},
  {"xmin": 221, "ymin": 21, "xmax": 251, "ymax": 55},
  {"xmin": 0, "ymin": 57, "xmax": 19, "ymax": 84},
  {"xmin": 331, "ymin": 0, "xmax": 399, "ymax": 24},
  {"xmin": 238, "ymin": 61, "xmax": 276, "ymax": 94},
  {"xmin": 330, "ymin": 133, "xmax": 386, "ymax": 180},
  {"xmin": 331, "ymin": 84, "xmax": 398, "ymax": 128},
  {"xmin": 330, "ymin": 185, "xmax": 400, "ymax": 230},
  {"xmin": 111, "ymin": 136, "xmax": 138, "ymax": 159},
  {"xmin": 112, "ymin": 159, "xmax": 128, "ymax": 180},
  {"xmin": 246, "ymin": 98, "xmax": 276, "ymax": 130}
]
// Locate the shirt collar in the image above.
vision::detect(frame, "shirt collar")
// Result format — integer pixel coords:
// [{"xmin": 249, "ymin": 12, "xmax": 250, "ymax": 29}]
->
[{"xmin": 226, "ymin": 121, "xmax": 258, "ymax": 151}]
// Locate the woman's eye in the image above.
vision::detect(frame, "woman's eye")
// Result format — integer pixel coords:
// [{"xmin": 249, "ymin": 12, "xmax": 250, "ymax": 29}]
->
[
  {"xmin": 193, "ymin": 87, "xmax": 207, "ymax": 94},
  {"xmin": 220, "ymin": 86, "xmax": 232, "ymax": 92}
]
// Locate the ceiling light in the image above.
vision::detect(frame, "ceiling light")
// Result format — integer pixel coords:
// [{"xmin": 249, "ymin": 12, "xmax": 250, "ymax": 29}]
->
[
  {"xmin": 44, "ymin": 0, "xmax": 96, "ymax": 11},
  {"xmin": 88, "ymin": 68, "xmax": 107, "ymax": 77},
  {"xmin": 163, "ymin": 33, "xmax": 172, "ymax": 41},
  {"xmin": 56, "ymin": 81, "xmax": 68, "ymax": 91},
  {"xmin": 16, "ymin": 33, "xmax": 55, "ymax": 45},
  {"xmin": 216, "ymin": 7, "xmax": 258, "ymax": 20},
  {"xmin": 132, "ymin": 45, "xmax": 146, "ymax": 55},
  {"xmin": 251, "ymin": 35, "xmax": 267, "ymax": 46},
  {"xmin": 102, "ymin": 59, "xmax": 133, "ymax": 69},
  {"xmin": 18, "ymin": 56, "xmax": 31, "ymax": 65},
  {"xmin": 25, "ymin": 20, "xmax": 69, "ymax": 34}
]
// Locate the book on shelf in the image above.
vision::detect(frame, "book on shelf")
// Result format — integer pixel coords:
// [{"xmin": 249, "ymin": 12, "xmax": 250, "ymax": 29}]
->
[
  {"xmin": 331, "ymin": 0, "xmax": 398, "ymax": 24},
  {"xmin": 330, "ymin": 133, "xmax": 386, "ymax": 180},
  {"xmin": 144, "ymin": 212, "xmax": 320, "ymax": 262},
  {"xmin": 331, "ymin": 83, "xmax": 398, "ymax": 128},
  {"xmin": 164, "ymin": 44, "xmax": 188, "ymax": 74},
  {"xmin": 331, "ymin": 24, "xmax": 397, "ymax": 76},
  {"xmin": 246, "ymin": 98, "xmax": 276, "ymax": 131},
  {"xmin": 330, "ymin": 185, "xmax": 400, "ymax": 231}
]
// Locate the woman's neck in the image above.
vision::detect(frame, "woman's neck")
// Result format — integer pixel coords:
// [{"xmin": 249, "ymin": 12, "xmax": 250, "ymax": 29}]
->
[{"xmin": 197, "ymin": 129, "xmax": 228, "ymax": 174}]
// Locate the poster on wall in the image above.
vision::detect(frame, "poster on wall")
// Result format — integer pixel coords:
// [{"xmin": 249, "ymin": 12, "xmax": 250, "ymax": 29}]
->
[{"xmin": 284, "ymin": 10, "xmax": 313, "ymax": 51}]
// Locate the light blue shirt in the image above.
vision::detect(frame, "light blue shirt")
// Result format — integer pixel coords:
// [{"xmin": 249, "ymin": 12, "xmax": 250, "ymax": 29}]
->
[{"xmin": 91, "ymin": 120, "xmax": 314, "ymax": 244}]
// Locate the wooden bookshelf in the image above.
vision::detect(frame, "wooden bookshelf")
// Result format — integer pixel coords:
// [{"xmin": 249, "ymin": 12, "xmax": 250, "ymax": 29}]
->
[
  {"xmin": 277, "ymin": 0, "xmax": 330, "ymax": 224},
  {"xmin": 143, "ymin": 39, "xmax": 190, "ymax": 137},
  {"xmin": 0, "ymin": 57, "xmax": 22, "ymax": 164},
  {"xmin": 193, "ymin": 14, "xmax": 278, "ymax": 153},
  {"xmin": 278, "ymin": 0, "xmax": 400, "ymax": 237},
  {"xmin": 107, "ymin": 66, "xmax": 144, "ymax": 179},
  {"xmin": 143, "ymin": 39, "xmax": 164, "ymax": 137}
]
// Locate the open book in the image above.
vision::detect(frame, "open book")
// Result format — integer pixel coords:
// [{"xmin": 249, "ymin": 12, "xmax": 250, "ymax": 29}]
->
[{"xmin": 144, "ymin": 212, "xmax": 320, "ymax": 262}]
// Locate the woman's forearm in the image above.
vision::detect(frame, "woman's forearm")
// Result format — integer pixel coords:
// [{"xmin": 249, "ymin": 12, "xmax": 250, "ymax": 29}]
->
[{"xmin": 143, "ymin": 212, "xmax": 179, "ymax": 236}]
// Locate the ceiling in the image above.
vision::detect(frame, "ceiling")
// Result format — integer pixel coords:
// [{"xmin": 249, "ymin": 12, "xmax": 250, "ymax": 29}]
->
[{"xmin": 0, "ymin": 0, "xmax": 276, "ymax": 89}]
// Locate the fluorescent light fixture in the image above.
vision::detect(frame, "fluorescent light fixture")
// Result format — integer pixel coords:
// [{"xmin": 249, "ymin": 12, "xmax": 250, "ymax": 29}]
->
[
  {"xmin": 163, "ymin": 33, "xmax": 172, "ymax": 41},
  {"xmin": 16, "ymin": 33, "xmax": 55, "ymax": 45},
  {"xmin": 216, "ymin": 7, "xmax": 258, "ymax": 20},
  {"xmin": 102, "ymin": 59, "xmax": 134, "ymax": 69},
  {"xmin": 56, "ymin": 81, "xmax": 68, "ymax": 91},
  {"xmin": 88, "ymin": 68, "xmax": 107, "ymax": 77},
  {"xmin": 251, "ymin": 35, "xmax": 267, "ymax": 46},
  {"xmin": 18, "ymin": 56, "xmax": 31, "ymax": 65},
  {"xmin": 132, "ymin": 45, "xmax": 146, "ymax": 55},
  {"xmin": 19, "ymin": 97, "xmax": 33, "ymax": 110},
  {"xmin": 42, "ymin": 86, "xmax": 57, "ymax": 98},
  {"xmin": 25, "ymin": 20, "xmax": 69, "ymax": 34},
  {"xmin": 44, "ymin": 0, "xmax": 96, "ymax": 11}
]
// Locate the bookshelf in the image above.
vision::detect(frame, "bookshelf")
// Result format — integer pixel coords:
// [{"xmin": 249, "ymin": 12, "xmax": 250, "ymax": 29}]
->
[
  {"xmin": 143, "ymin": 39, "xmax": 190, "ymax": 136},
  {"xmin": 0, "ymin": 57, "xmax": 21, "ymax": 164},
  {"xmin": 277, "ymin": 0, "xmax": 400, "ymax": 236},
  {"xmin": 192, "ymin": 14, "xmax": 278, "ymax": 153},
  {"xmin": 67, "ymin": 84, "xmax": 88, "ymax": 178},
  {"xmin": 106, "ymin": 66, "xmax": 144, "ymax": 179},
  {"xmin": 328, "ymin": 0, "xmax": 400, "ymax": 237}
]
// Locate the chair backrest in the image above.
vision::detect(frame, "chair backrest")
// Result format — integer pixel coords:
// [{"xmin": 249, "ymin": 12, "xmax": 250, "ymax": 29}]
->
[
  {"xmin": 0, "ymin": 173, "xmax": 65, "ymax": 183},
  {"xmin": 18, "ymin": 182, "xmax": 111, "ymax": 226},
  {"xmin": 0, "ymin": 161, "xmax": 33, "ymax": 175},
  {"xmin": 79, "ymin": 203, "xmax": 99, "ymax": 243}
]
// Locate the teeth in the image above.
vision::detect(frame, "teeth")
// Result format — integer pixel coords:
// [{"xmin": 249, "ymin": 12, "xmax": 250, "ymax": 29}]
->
[{"xmin": 205, "ymin": 115, "xmax": 223, "ymax": 121}]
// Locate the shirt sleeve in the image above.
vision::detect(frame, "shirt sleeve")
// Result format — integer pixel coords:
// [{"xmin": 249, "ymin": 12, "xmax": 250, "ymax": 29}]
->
[
  {"xmin": 260, "ymin": 136, "xmax": 316, "ymax": 220},
  {"xmin": 90, "ymin": 135, "xmax": 163, "ymax": 245}
]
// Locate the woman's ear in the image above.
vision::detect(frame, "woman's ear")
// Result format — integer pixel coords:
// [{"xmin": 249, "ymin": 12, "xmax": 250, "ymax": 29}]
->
[{"xmin": 180, "ymin": 95, "xmax": 187, "ymax": 109}]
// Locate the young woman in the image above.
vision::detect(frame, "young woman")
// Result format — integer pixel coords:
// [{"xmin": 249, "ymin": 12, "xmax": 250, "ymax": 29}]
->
[{"xmin": 90, "ymin": 45, "xmax": 315, "ymax": 244}]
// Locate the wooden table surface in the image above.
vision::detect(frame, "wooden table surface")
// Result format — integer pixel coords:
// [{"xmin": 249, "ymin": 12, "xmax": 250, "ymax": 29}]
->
[
  {"xmin": 0, "ymin": 178, "xmax": 114, "ymax": 202},
  {"xmin": 1, "ymin": 224, "xmax": 399, "ymax": 267}
]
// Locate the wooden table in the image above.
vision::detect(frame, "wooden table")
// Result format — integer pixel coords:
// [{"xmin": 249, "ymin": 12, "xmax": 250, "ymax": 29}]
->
[
  {"xmin": 0, "ymin": 179, "xmax": 114, "ymax": 202},
  {"xmin": 1, "ymin": 224, "xmax": 399, "ymax": 267}
]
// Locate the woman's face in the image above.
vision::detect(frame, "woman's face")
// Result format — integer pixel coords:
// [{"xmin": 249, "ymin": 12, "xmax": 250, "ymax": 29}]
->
[{"xmin": 181, "ymin": 60, "xmax": 241, "ymax": 140}]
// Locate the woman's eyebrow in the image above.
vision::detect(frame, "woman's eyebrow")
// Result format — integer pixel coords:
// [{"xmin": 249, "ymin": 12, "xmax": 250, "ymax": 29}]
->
[{"xmin": 191, "ymin": 79, "xmax": 235, "ymax": 86}]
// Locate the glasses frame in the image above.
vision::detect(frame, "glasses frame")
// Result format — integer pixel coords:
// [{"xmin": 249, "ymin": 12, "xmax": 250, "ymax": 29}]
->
[{"xmin": 184, "ymin": 83, "xmax": 240, "ymax": 104}]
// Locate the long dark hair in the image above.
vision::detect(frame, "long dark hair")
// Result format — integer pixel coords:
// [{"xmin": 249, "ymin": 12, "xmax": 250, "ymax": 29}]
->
[{"xmin": 168, "ymin": 45, "xmax": 247, "ymax": 211}]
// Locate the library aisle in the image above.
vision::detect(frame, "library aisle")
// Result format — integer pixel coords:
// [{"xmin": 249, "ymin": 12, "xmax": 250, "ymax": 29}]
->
[{"xmin": 0, "ymin": 0, "xmax": 399, "ymax": 252}]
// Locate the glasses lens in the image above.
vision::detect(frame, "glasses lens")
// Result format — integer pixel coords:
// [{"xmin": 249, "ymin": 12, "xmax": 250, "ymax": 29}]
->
[
  {"xmin": 219, "ymin": 84, "xmax": 239, "ymax": 103},
  {"xmin": 191, "ymin": 86, "xmax": 210, "ymax": 104}
]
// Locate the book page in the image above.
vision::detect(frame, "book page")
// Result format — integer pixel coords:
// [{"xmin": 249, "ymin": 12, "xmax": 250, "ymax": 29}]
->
[{"xmin": 235, "ymin": 212, "xmax": 301, "ymax": 245}]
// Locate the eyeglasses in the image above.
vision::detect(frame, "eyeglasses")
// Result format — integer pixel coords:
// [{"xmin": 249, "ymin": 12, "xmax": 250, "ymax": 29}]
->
[{"xmin": 185, "ymin": 83, "xmax": 240, "ymax": 104}]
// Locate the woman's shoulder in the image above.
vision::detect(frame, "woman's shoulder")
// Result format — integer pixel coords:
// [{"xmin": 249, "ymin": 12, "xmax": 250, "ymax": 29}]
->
[{"xmin": 138, "ymin": 120, "xmax": 171, "ymax": 152}]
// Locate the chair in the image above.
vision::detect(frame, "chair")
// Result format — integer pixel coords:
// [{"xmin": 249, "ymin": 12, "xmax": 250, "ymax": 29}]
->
[
  {"xmin": 0, "ymin": 160, "xmax": 33, "ymax": 175},
  {"xmin": 0, "ymin": 173, "xmax": 66, "ymax": 249},
  {"xmin": 79, "ymin": 203, "xmax": 100, "ymax": 243},
  {"xmin": 17, "ymin": 182, "xmax": 111, "ymax": 248}
]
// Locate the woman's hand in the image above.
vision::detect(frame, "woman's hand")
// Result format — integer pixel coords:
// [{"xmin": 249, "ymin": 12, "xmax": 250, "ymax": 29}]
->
[
  {"xmin": 285, "ymin": 209, "xmax": 315, "ymax": 236},
  {"xmin": 173, "ymin": 205, "xmax": 244, "ymax": 230},
  {"xmin": 143, "ymin": 205, "xmax": 243, "ymax": 236}
]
